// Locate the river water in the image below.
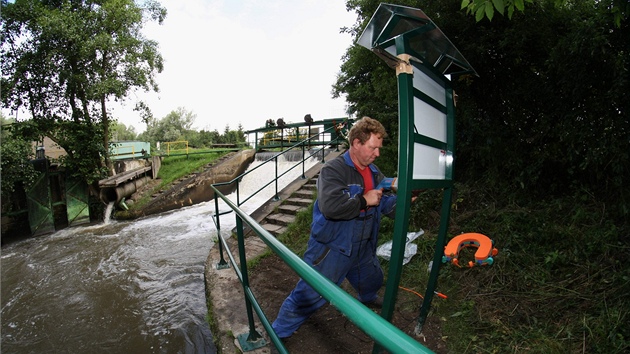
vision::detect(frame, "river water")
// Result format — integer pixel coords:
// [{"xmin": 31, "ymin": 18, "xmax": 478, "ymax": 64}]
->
[{"xmin": 1, "ymin": 155, "xmax": 318, "ymax": 354}]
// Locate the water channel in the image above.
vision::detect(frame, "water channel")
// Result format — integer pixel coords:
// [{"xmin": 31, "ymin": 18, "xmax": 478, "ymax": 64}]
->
[{"xmin": 1, "ymin": 155, "xmax": 318, "ymax": 353}]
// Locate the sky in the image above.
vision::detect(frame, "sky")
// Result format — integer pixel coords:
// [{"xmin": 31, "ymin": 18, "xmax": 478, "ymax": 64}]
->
[{"xmin": 111, "ymin": 0, "xmax": 358, "ymax": 134}]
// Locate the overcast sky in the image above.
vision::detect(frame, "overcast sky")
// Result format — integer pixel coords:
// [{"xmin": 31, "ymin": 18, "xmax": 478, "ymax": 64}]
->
[{"xmin": 110, "ymin": 0, "xmax": 358, "ymax": 134}]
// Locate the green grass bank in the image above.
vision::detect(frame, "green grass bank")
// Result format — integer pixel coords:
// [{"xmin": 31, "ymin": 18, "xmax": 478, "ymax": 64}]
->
[{"xmin": 274, "ymin": 183, "xmax": 629, "ymax": 353}]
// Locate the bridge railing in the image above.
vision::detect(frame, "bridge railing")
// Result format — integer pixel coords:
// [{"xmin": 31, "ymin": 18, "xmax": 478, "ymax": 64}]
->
[
  {"xmin": 209, "ymin": 122, "xmax": 434, "ymax": 353},
  {"xmin": 211, "ymin": 123, "xmax": 344, "ymax": 211},
  {"xmin": 245, "ymin": 117, "xmax": 349, "ymax": 152}
]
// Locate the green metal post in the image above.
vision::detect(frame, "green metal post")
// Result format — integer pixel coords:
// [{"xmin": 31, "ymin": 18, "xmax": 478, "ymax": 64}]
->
[
  {"xmin": 235, "ymin": 215, "xmax": 266, "ymax": 349},
  {"xmin": 280, "ymin": 129, "xmax": 284, "ymax": 151},
  {"xmin": 301, "ymin": 143, "xmax": 306, "ymax": 179},
  {"xmin": 308, "ymin": 126, "xmax": 311, "ymax": 149},
  {"xmin": 416, "ymin": 187, "xmax": 452, "ymax": 333},
  {"xmin": 214, "ymin": 196, "xmax": 229, "ymax": 269},
  {"xmin": 417, "ymin": 83, "xmax": 456, "ymax": 332},
  {"xmin": 273, "ymin": 156, "xmax": 279, "ymax": 201},
  {"xmin": 381, "ymin": 38, "xmax": 416, "ymax": 324}
]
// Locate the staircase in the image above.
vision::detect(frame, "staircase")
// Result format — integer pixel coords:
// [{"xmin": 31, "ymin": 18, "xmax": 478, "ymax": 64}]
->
[
  {"xmin": 260, "ymin": 176, "xmax": 317, "ymax": 236},
  {"xmin": 242, "ymin": 148, "xmax": 344, "ymax": 239}
]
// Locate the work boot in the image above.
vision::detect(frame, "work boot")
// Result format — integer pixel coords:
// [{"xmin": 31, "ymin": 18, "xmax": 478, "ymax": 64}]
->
[{"xmin": 362, "ymin": 296, "xmax": 383, "ymax": 309}]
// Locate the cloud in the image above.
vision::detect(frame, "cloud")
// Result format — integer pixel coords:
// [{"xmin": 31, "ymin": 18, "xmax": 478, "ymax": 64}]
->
[{"xmin": 113, "ymin": 0, "xmax": 356, "ymax": 133}]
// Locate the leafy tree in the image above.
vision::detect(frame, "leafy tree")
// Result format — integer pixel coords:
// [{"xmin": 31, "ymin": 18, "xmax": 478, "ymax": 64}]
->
[
  {"xmin": 1, "ymin": 0, "xmax": 166, "ymax": 184},
  {"xmin": 162, "ymin": 106, "xmax": 195, "ymax": 139},
  {"xmin": 222, "ymin": 123, "xmax": 246, "ymax": 144},
  {"xmin": 0, "ymin": 114, "xmax": 38, "ymax": 198},
  {"xmin": 139, "ymin": 106, "xmax": 195, "ymax": 144},
  {"xmin": 111, "ymin": 122, "xmax": 138, "ymax": 141},
  {"xmin": 462, "ymin": 0, "xmax": 629, "ymax": 27},
  {"xmin": 197, "ymin": 129, "xmax": 220, "ymax": 147},
  {"xmin": 211, "ymin": 128, "xmax": 223, "ymax": 144}
]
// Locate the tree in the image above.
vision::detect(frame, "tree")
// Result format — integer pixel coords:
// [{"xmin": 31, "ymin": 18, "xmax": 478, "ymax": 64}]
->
[
  {"xmin": 139, "ymin": 107, "xmax": 195, "ymax": 144},
  {"xmin": 162, "ymin": 107, "xmax": 195, "ymax": 137},
  {"xmin": 462, "ymin": 0, "xmax": 629, "ymax": 27},
  {"xmin": 0, "ymin": 114, "xmax": 38, "ymax": 199},
  {"xmin": 336, "ymin": 0, "xmax": 628, "ymax": 213},
  {"xmin": 1, "ymin": 0, "xmax": 166, "ymax": 184},
  {"xmin": 111, "ymin": 122, "xmax": 137, "ymax": 141},
  {"xmin": 224, "ymin": 123, "xmax": 246, "ymax": 145}
]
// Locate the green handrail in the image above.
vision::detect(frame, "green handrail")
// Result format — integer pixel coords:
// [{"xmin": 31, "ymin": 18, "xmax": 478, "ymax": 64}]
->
[
  {"xmin": 210, "ymin": 185, "xmax": 434, "ymax": 354},
  {"xmin": 210, "ymin": 122, "xmax": 350, "ymax": 285},
  {"xmin": 212, "ymin": 123, "xmax": 345, "ymax": 207}
]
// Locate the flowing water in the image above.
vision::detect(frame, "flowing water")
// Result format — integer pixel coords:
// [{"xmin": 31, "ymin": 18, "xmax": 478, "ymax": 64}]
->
[{"xmin": 1, "ymin": 155, "xmax": 318, "ymax": 354}]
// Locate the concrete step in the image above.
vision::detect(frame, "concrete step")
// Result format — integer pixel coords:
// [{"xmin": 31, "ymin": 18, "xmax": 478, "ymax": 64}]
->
[
  {"xmin": 278, "ymin": 204, "xmax": 305, "ymax": 215},
  {"xmin": 265, "ymin": 213, "xmax": 296, "ymax": 226},
  {"xmin": 293, "ymin": 189, "xmax": 315, "ymax": 199},
  {"xmin": 285, "ymin": 197, "xmax": 313, "ymax": 207},
  {"xmin": 262, "ymin": 223, "xmax": 286, "ymax": 236}
]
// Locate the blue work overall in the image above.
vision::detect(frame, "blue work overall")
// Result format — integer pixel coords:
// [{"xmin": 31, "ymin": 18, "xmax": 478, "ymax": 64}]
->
[{"xmin": 271, "ymin": 208, "xmax": 382, "ymax": 338}]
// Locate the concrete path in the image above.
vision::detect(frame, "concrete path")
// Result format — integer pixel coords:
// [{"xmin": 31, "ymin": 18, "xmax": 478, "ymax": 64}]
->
[{"xmin": 204, "ymin": 149, "xmax": 343, "ymax": 353}]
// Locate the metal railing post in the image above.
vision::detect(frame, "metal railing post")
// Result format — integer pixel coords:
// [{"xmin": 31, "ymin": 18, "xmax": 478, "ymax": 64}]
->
[
  {"xmin": 273, "ymin": 155, "xmax": 279, "ymax": 201},
  {"xmin": 235, "ymin": 215, "xmax": 266, "ymax": 349},
  {"xmin": 214, "ymin": 195, "xmax": 229, "ymax": 269},
  {"xmin": 301, "ymin": 142, "xmax": 306, "ymax": 179},
  {"xmin": 236, "ymin": 179, "xmax": 241, "ymax": 206}
]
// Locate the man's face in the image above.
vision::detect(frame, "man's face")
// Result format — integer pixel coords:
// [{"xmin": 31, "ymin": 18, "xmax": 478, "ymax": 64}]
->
[{"xmin": 352, "ymin": 133, "xmax": 383, "ymax": 169}]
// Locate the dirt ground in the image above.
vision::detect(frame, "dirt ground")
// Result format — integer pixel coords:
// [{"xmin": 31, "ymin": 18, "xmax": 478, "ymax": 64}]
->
[{"xmin": 249, "ymin": 253, "xmax": 448, "ymax": 354}]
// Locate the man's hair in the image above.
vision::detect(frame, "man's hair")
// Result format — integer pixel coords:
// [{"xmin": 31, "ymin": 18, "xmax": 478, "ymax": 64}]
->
[{"xmin": 348, "ymin": 116, "xmax": 387, "ymax": 145}]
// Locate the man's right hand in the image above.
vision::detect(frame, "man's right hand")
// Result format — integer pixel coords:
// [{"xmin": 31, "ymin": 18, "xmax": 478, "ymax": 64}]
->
[{"xmin": 364, "ymin": 189, "xmax": 383, "ymax": 206}]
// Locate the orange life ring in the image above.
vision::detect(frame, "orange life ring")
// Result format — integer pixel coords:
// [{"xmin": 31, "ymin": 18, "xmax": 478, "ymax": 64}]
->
[{"xmin": 442, "ymin": 233, "xmax": 498, "ymax": 268}]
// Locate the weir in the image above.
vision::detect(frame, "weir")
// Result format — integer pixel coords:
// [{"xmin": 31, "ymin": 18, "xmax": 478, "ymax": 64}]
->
[{"xmin": 254, "ymin": 149, "xmax": 329, "ymax": 162}]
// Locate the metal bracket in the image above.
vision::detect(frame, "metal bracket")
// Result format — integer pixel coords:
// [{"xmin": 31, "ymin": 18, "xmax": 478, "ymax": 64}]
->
[
  {"xmin": 236, "ymin": 331, "xmax": 267, "ymax": 351},
  {"xmin": 215, "ymin": 261, "xmax": 230, "ymax": 270},
  {"xmin": 395, "ymin": 54, "xmax": 414, "ymax": 76}
]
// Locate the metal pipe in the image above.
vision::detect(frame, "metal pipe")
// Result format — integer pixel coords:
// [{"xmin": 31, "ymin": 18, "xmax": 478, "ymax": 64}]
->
[{"xmin": 100, "ymin": 176, "xmax": 150, "ymax": 204}]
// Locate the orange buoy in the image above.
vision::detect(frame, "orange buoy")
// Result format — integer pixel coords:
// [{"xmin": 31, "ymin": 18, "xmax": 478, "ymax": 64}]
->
[{"xmin": 442, "ymin": 233, "xmax": 498, "ymax": 267}]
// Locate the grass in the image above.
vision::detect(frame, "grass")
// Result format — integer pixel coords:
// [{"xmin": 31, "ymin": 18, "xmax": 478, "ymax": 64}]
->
[
  {"xmin": 127, "ymin": 150, "xmax": 228, "ymax": 210},
  {"xmin": 274, "ymin": 182, "xmax": 629, "ymax": 353}
]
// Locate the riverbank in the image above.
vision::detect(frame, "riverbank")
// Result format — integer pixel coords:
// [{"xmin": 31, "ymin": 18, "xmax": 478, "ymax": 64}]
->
[{"xmin": 114, "ymin": 150, "xmax": 254, "ymax": 220}]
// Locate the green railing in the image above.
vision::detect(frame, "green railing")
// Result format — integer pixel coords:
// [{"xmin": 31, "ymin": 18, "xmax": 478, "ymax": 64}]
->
[
  {"xmin": 209, "ymin": 123, "xmax": 434, "ymax": 353},
  {"xmin": 245, "ymin": 117, "xmax": 349, "ymax": 152},
  {"xmin": 211, "ymin": 123, "xmax": 344, "ymax": 212}
]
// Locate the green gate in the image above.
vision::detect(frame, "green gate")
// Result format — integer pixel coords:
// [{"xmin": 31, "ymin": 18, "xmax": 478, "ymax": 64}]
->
[
  {"xmin": 65, "ymin": 172, "xmax": 90, "ymax": 226},
  {"xmin": 27, "ymin": 159, "xmax": 55, "ymax": 236}
]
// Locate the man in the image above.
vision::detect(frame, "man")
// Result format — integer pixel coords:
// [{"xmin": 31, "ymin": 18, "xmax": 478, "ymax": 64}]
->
[{"xmin": 272, "ymin": 116, "xmax": 397, "ymax": 338}]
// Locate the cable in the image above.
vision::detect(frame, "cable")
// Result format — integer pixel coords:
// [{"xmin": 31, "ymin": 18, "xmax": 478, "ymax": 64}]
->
[
  {"xmin": 398, "ymin": 286, "xmax": 448, "ymax": 300},
  {"xmin": 399, "ymin": 285, "xmax": 424, "ymax": 299}
]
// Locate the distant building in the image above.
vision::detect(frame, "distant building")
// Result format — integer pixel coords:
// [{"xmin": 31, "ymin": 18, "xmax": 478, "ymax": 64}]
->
[{"xmin": 32, "ymin": 136, "xmax": 67, "ymax": 160}]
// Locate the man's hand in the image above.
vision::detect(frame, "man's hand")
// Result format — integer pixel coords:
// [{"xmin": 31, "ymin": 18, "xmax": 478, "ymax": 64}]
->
[{"xmin": 364, "ymin": 189, "xmax": 383, "ymax": 206}]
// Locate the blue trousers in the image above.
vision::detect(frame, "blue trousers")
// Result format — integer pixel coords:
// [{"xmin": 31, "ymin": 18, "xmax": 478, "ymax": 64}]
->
[{"xmin": 271, "ymin": 220, "xmax": 383, "ymax": 338}]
